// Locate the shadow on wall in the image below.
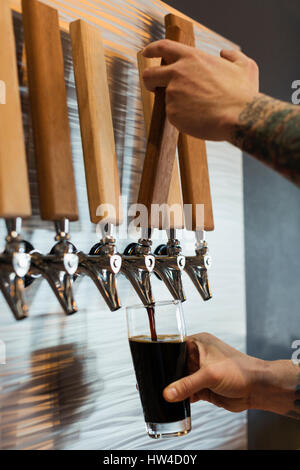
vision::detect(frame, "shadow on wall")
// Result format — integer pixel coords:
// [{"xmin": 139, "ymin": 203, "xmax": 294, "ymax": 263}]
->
[{"xmin": 0, "ymin": 342, "xmax": 103, "ymax": 450}]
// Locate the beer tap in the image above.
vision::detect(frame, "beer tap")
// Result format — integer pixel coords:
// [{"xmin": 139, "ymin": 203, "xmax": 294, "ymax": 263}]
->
[
  {"xmin": 122, "ymin": 227, "xmax": 155, "ymax": 307},
  {"xmin": 70, "ymin": 19, "xmax": 122, "ymax": 311},
  {"xmin": 22, "ymin": 0, "xmax": 79, "ymax": 314},
  {"xmin": 131, "ymin": 23, "xmax": 187, "ymax": 303},
  {"xmin": 71, "ymin": 19, "xmax": 155, "ymax": 307},
  {"xmin": 0, "ymin": 2, "xmax": 32, "ymax": 320},
  {"xmin": 165, "ymin": 15, "xmax": 214, "ymax": 301}
]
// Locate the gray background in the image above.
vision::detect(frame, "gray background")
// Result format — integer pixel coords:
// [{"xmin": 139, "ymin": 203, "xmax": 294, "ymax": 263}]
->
[{"xmin": 165, "ymin": 0, "xmax": 300, "ymax": 450}]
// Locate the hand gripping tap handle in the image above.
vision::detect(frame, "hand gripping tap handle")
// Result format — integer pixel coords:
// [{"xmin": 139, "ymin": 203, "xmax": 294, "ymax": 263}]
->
[
  {"xmin": 137, "ymin": 24, "xmax": 188, "ymax": 230},
  {"xmin": 164, "ymin": 14, "xmax": 214, "ymax": 232},
  {"xmin": 137, "ymin": 52, "xmax": 184, "ymax": 231},
  {"xmin": 0, "ymin": 2, "xmax": 31, "ymax": 320},
  {"xmin": 22, "ymin": 0, "xmax": 79, "ymax": 314},
  {"xmin": 70, "ymin": 19, "xmax": 122, "ymax": 311},
  {"xmin": 165, "ymin": 14, "xmax": 214, "ymax": 300},
  {"xmin": 135, "ymin": 23, "xmax": 186, "ymax": 302}
]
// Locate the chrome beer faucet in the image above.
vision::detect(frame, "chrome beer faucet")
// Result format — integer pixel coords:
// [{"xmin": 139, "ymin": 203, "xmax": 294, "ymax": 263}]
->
[
  {"xmin": 122, "ymin": 229, "xmax": 155, "ymax": 306},
  {"xmin": 123, "ymin": 227, "xmax": 186, "ymax": 304},
  {"xmin": 0, "ymin": 2, "xmax": 32, "ymax": 320},
  {"xmin": 70, "ymin": 20, "xmax": 123, "ymax": 312},
  {"xmin": 25, "ymin": 219, "xmax": 79, "ymax": 315},
  {"xmin": 164, "ymin": 13, "xmax": 214, "ymax": 302},
  {"xmin": 154, "ymin": 228, "xmax": 186, "ymax": 302},
  {"xmin": 76, "ymin": 224, "xmax": 122, "ymax": 312},
  {"xmin": 0, "ymin": 218, "xmax": 31, "ymax": 320},
  {"xmin": 184, "ymin": 230, "xmax": 212, "ymax": 301},
  {"xmin": 22, "ymin": 1, "xmax": 81, "ymax": 315},
  {"xmin": 135, "ymin": 23, "xmax": 187, "ymax": 305}
]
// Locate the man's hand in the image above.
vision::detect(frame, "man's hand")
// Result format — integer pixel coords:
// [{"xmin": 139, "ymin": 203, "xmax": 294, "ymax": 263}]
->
[
  {"xmin": 163, "ymin": 333, "xmax": 262, "ymax": 412},
  {"xmin": 142, "ymin": 40, "xmax": 259, "ymax": 141},
  {"xmin": 163, "ymin": 333, "xmax": 300, "ymax": 420}
]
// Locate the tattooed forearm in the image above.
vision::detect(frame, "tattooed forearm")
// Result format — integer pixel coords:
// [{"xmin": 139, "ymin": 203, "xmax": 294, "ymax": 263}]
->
[{"xmin": 232, "ymin": 94, "xmax": 300, "ymax": 187}]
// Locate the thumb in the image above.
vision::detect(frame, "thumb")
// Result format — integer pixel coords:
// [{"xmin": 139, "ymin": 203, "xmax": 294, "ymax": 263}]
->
[{"xmin": 163, "ymin": 367, "xmax": 216, "ymax": 403}]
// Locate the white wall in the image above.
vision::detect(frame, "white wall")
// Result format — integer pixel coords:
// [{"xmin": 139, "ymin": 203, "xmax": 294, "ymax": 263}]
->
[{"xmin": 0, "ymin": 0, "xmax": 246, "ymax": 450}]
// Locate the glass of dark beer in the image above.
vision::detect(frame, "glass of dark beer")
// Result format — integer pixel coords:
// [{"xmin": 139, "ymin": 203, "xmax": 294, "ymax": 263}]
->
[{"xmin": 126, "ymin": 300, "xmax": 191, "ymax": 439}]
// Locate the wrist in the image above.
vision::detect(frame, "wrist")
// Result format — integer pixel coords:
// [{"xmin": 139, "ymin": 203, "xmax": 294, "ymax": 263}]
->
[
  {"xmin": 249, "ymin": 359, "xmax": 299, "ymax": 414},
  {"xmin": 225, "ymin": 92, "xmax": 262, "ymax": 144},
  {"xmin": 249, "ymin": 358, "xmax": 275, "ymax": 411}
]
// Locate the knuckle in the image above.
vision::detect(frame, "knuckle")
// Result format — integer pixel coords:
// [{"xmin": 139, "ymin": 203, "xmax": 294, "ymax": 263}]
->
[
  {"xmin": 198, "ymin": 332, "xmax": 214, "ymax": 342},
  {"xmin": 205, "ymin": 365, "xmax": 218, "ymax": 384},
  {"xmin": 166, "ymin": 83, "xmax": 177, "ymax": 99},
  {"xmin": 248, "ymin": 58, "xmax": 259, "ymax": 71},
  {"xmin": 158, "ymin": 38, "xmax": 171, "ymax": 52}
]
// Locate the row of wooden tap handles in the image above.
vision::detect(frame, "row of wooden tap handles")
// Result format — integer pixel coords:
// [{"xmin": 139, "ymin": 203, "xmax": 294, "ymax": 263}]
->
[{"xmin": 0, "ymin": 0, "xmax": 214, "ymax": 319}]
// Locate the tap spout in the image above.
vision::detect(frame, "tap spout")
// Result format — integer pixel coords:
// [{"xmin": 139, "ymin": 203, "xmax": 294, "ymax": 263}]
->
[
  {"xmin": 184, "ymin": 242, "xmax": 212, "ymax": 301},
  {"xmin": 28, "ymin": 241, "xmax": 79, "ymax": 315},
  {"xmin": 121, "ymin": 254, "xmax": 155, "ymax": 306},
  {"xmin": 154, "ymin": 234, "xmax": 186, "ymax": 302},
  {"xmin": 154, "ymin": 254, "xmax": 186, "ymax": 302},
  {"xmin": 0, "ymin": 219, "xmax": 31, "ymax": 320},
  {"xmin": 77, "ymin": 247, "xmax": 122, "ymax": 312},
  {"xmin": 0, "ymin": 251, "xmax": 31, "ymax": 320}
]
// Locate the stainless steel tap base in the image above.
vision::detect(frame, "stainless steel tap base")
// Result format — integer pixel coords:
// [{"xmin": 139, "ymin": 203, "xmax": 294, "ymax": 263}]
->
[
  {"xmin": 153, "ymin": 244, "xmax": 186, "ymax": 302},
  {"xmin": 122, "ymin": 242, "xmax": 155, "ymax": 306},
  {"xmin": 77, "ymin": 249, "xmax": 122, "ymax": 312},
  {"xmin": 26, "ymin": 240, "xmax": 79, "ymax": 315},
  {"xmin": 0, "ymin": 251, "xmax": 31, "ymax": 321},
  {"xmin": 184, "ymin": 255, "xmax": 212, "ymax": 301}
]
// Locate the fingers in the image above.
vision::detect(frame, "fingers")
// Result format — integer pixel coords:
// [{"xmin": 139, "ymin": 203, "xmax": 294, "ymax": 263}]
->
[
  {"xmin": 220, "ymin": 48, "xmax": 250, "ymax": 65},
  {"xmin": 143, "ymin": 39, "xmax": 191, "ymax": 64},
  {"xmin": 163, "ymin": 367, "xmax": 216, "ymax": 403},
  {"xmin": 143, "ymin": 64, "xmax": 174, "ymax": 91}
]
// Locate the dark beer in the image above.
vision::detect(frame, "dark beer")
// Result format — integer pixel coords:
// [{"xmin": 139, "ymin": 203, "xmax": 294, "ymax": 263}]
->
[
  {"xmin": 129, "ymin": 335, "xmax": 190, "ymax": 423},
  {"xmin": 146, "ymin": 306, "xmax": 157, "ymax": 341}
]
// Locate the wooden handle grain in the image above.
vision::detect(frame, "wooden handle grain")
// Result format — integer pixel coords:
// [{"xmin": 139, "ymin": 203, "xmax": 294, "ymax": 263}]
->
[
  {"xmin": 137, "ymin": 52, "xmax": 183, "ymax": 229},
  {"xmin": 137, "ymin": 25, "xmax": 184, "ymax": 229},
  {"xmin": 0, "ymin": 2, "xmax": 31, "ymax": 219},
  {"xmin": 22, "ymin": 0, "xmax": 78, "ymax": 222},
  {"xmin": 165, "ymin": 14, "xmax": 214, "ymax": 231},
  {"xmin": 70, "ymin": 20, "xmax": 122, "ymax": 225}
]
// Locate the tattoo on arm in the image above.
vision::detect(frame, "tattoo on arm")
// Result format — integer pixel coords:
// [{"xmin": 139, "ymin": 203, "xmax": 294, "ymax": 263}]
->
[{"xmin": 232, "ymin": 95, "xmax": 300, "ymax": 187}]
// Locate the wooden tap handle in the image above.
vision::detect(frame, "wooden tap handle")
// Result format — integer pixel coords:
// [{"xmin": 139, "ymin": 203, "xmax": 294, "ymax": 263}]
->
[
  {"xmin": 165, "ymin": 14, "xmax": 214, "ymax": 232},
  {"xmin": 137, "ymin": 52, "xmax": 184, "ymax": 229},
  {"xmin": 70, "ymin": 20, "xmax": 122, "ymax": 225},
  {"xmin": 137, "ymin": 25, "xmax": 185, "ymax": 229},
  {"xmin": 22, "ymin": 0, "xmax": 78, "ymax": 222},
  {"xmin": 0, "ymin": 2, "xmax": 31, "ymax": 219}
]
